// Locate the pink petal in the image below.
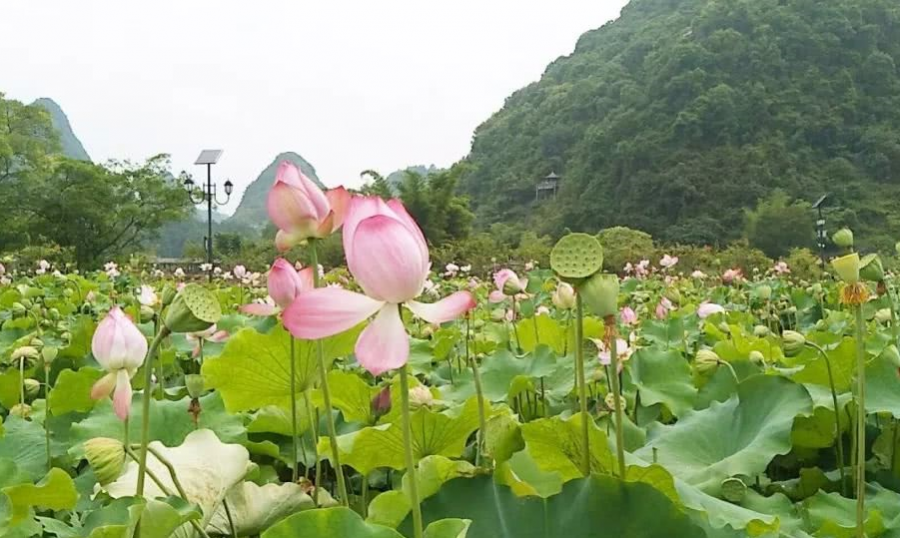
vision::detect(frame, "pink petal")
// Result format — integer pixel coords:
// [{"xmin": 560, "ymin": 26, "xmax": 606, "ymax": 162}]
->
[
  {"xmin": 385, "ymin": 199, "xmax": 428, "ymax": 268},
  {"xmin": 283, "ymin": 287, "xmax": 384, "ymax": 340},
  {"xmin": 268, "ymin": 258, "xmax": 305, "ymax": 308},
  {"xmin": 489, "ymin": 290, "xmax": 507, "ymax": 303},
  {"xmin": 297, "ymin": 266, "xmax": 315, "ymax": 292},
  {"xmin": 91, "ymin": 372, "xmax": 117, "ymax": 400},
  {"xmin": 325, "ymin": 187, "xmax": 351, "ymax": 230},
  {"xmin": 113, "ymin": 370, "xmax": 132, "ymax": 420},
  {"xmin": 208, "ymin": 330, "xmax": 229, "ymax": 343},
  {"xmin": 407, "ymin": 292, "xmax": 476, "ymax": 324},
  {"xmin": 297, "ymin": 169, "xmax": 330, "ymax": 221},
  {"xmin": 240, "ymin": 303, "xmax": 279, "ymax": 317},
  {"xmin": 356, "ymin": 304, "xmax": 409, "ymax": 376},
  {"xmin": 494, "ymin": 269, "xmax": 518, "ymax": 290},
  {"xmin": 349, "ymin": 215, "xmax": 428, "ymax": 303},
  {"xmin": 342, "ymin": 196, "xmax": 391, "ymax": 266},
  {"xmin": 266, "ymin": 178, "xmax": 321, "ymax": 232}
]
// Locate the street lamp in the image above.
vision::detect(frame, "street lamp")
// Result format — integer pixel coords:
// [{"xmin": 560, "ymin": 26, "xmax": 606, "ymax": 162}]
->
[
  {"xmin": 185, "ymin": 149, "xmax": 233, "ymax": 281},
  {"xmin": 812, "ymin": 194, "xmax": 829, "ymax": 267}
]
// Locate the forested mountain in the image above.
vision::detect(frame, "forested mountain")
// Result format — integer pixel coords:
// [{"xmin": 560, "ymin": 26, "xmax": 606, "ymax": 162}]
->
[
  {"xmin": 33, "ymin": 98, "xmax": 90, "ymax": 161},
  {"xmin": 227, "ymin": 151, "xmax": 323, "ymax": 230},
  {"xmin": 387, "ymin": 165, "xmax": 441, "ymax": 186},
  {"xmin": 459, "ymin": 0, "xmax": 900, "ymax": 250}
]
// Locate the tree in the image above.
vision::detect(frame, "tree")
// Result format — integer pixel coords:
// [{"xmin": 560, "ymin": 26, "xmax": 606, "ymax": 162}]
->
[
  {"xmin": 30, "ymin": 155, "xmax": 192, "ymax": 267},
  {"xmin": 744, "ymin": 190, "xmax": 813, "ymax": 258},
  {"xmin": 359, "ymin": 170, "xmax": 394, "ymax": 199}
]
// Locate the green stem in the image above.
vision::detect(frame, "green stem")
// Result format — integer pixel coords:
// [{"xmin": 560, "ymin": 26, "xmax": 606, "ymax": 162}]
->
[
  {"xmin": 19, "ymin": 357, "xmax": 25, "ymax": 407},
  {"xmin": 303, "ymin": 391, "xmax": 321, "ymax": 505},
  {"xmin": 511, "ymin": 297, "xmax": 521, "ymax": 352},
  {"xmin": 808, "ymin": 341, "xmax": 848, "ymax": 497},
  {"xmin": 223, "ymin": 498, "xmax": 238, "ymax": 538},
  {"xmin": 361, "ymin": 473, "xmax": 370, "ymax": 519},
  {"xmin": 145, "ymin": 445, "xmax": 190, "ymax": 499},
  {"xmin": 154, "ymin": 316, "xmax": 164, "ymax": 400},
  {"xmin": 854, "ymin": 304, "xmax": 866, "ymax": 538},
  {"xmin": 609, "ymin": 327, "xmax": 626, "ymax": 478},
  {"xmin": 44, "ymin": 364, "xmax": 51, "ymax": 470},
  {"xmin": 575, "ymin": 294, "xmax": 591, "ymax": 476},
  {"xmin": 309, "ymin": 239, "xmax": 349, "ymax": 506},
  {"xmin": 136, "ymin": 326, "xmax": 171, "ymax": 497},
  {"xmin": 400, "ymin": 366, "xmax": 424, "ymax": 538},
  {"xmin": 290, "ymin": 336, "xmax": 299, "ymax": 483}
]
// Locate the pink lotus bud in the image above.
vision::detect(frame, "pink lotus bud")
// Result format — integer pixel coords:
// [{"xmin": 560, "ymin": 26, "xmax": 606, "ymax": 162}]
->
[
  {"xmin": 620, "ymin": 306, "xmax": 638, "ymax": 325},
  {"xmin": 268, "ymin": 258, "xmax": 313, "ymax": 308},
  {"xmin": 90, "ymin": 307, "xmax": 148, "ymax": 420}
]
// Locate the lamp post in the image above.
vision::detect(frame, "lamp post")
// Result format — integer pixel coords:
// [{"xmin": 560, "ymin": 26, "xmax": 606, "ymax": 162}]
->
[
  {"xmin": 812, "ymin": 194, "xmax": 829, "ymax": 267},
  {"xmin": 184, "ymin": 149, "xmax": 233, "ymax": 281}
]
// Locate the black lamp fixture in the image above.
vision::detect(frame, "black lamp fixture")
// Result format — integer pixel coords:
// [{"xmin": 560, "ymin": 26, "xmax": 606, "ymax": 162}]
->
[
  {"xmin": 812, "ymin": 193, "xmax": 829, "ymax": 267},
  {"xmin": 184, "ymin": 149, "xmax": 231, "ymax": 281}
]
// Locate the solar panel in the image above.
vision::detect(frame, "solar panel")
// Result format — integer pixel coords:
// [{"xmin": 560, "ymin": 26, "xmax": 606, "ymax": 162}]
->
[{"xmin": 195, "ymin": 149, "xmax": 223, "ymax": 165}]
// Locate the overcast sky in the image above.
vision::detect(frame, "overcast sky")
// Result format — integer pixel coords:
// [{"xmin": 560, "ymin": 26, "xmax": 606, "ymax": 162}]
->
[{"xmin": 2, "ymin": 1, "xmax": 628, "ymax": 214}]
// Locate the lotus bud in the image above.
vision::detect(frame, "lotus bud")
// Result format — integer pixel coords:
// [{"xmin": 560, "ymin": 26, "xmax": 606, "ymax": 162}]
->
[
  {"xmin": 749, "ymin": 350, "xmax": 765, "ymax": 365},
  {"xmin": 832, "ymin": 228, "xmax": 854, "ymax": 249},
  {"xmin": 815, "ymin": 320, "xmax": 827, "ymax": 331},
  {"xmin": 409, "ymin": 385, "xmax": 434, "ymax": 408},
  {"xmin": 21, "ymin": 299, "xmax": 33, "ymax": 310},
  {"xmin": 139, "ymin": 306, "xmax": 155, "ymax": 324},
  {"xmin": 490, "ymin": 308, "xmax": 506, "ymax": 322},
  {"xmin": 756, "ymin": 285, "xmax": 772, "ymax": 301},
  {"xmin": 60, "ymin": 332, "xmax": 72, "ymax": 343},
  {"xmin": 371, "ymin": 386, "xmax": 391, "ymax": 418},
  {"xmin": 590, "ymin": 368, "xmax": 605, "ymax": 382},
  {"xmin": 29, "ymin": 338, "xmax": 43, "ymax": 351},
  {"xmin": 552, "ymin": 282, "xmax": 576, "ymax": 310},
  {"xmin": 473, "ymin": 319, "xmax": 485, "ymax": 329},
  {"xmin": 753, "ymin": 325, "xmax": 769, "ymax": 337},
  {"xmin": 695, "ymin": 349, "xmax": 720, "ymax": 374},
  {"xmin": 160, "ymin": 285, "xmax": 177, "ymax": 308},
  {"xmin": 42, "ymin": 346, "xmax": 58, "ymax": 364},
  {"xmin": 83, "ymin": 437, "xmax": 125, "ymax": 486},
  {"xmin": 604, "ymin": 392, "xmax": 627, "ymax": 411},
  {"xmin": 718, "ymin": 322, "xmax": 731, "ymax": 334},
  {"xmin": 881, "ymin": 345, "xmax": 900, "ymax": 368},
  {"xmin": 164, "ymin": 284, "xmax": 221, "ymax": 334},
  {"xmin": 63, "ymin": 288, "xmax": 74, "ymax": 298},
  {"xmin": 11, "ymin": 346, "xmax": 39, "ymax": 362},
  {"xmin": 876, "ymin": 308, "xmax": 893, "ymax": 324},
  {"xmin": 859, "ymin": 254, "xmax": 885, "ymax": 283},
  {"xmin": 831, "ymin": 253, "xmax": 860, "ymax": 284},
  {"xmin": 9, "ymin": 403, "xmax": 31, "ymax": 418},
  {"xmin": 48, "ymin": 308, "xmax": 60, "ymax": 321},
  {"xmin": 185, "ymin": 374, "xmax": 205, "ymax": 399},
  {"xmin": 23, "ymin": 378, "xmax": 40, "ymax": 398},
  {"xmin": 782, "ymin": 331, "xmax": 806, "ymax": 357},
  {"xmin": 580, "ymin": 273, "xmax": 619, "ymax": 319},
  {"xmin": 664, "ymin": 288, "xmax": 681, "ymax": 305},
  {"xmin": 11, "ymin": 302, "xmax": 26, "ymax": 316}
]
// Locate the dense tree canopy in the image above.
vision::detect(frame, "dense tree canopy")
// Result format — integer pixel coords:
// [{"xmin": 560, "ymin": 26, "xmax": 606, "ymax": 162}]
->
[{"xmin": 459, "ymin": 0, "xmax": 900, "ymax": 251}]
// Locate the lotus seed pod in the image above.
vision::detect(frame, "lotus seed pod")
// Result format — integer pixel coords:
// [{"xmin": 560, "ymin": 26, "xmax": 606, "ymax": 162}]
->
[
  {"xmin": 42, "ymin": 346, "xmax": 58, "ymax": 364},
  {"xmin": 490, "ymin": 308, "xmax": 506, "ymax": 322},
  {"xmin": 29, "ymin": 338, "xmax": 43, "ymax": 350},
  {"xmin": 753, "ymin": 325, "xmax": 769, "ymax": 337},
  {"xmin": 83, "ymin": 437, "xmax": 125, "ymax": 486},
  {"xmin": 580, "ymin": 273, "xmax": 619, "ymax": 318},
  {"xmin": 63, "ymin": 288, "xmax": 74, "ymax": 298},
  {"xmin": 875, "ymin": 308, "xmax": 893, "ymax": 324},
  {"xmin": 832, "ymin": 228, "xmax": 854, "ymax": 249},
  {"xmin": 160, "ymin": 285, "xmax": 177, "ymax": 308},
  {"xmin": 139, "ymin": 306, "xmax": 155, "ymax": 324},
  {"xmin": 11, "ymin": 346, "xmax": 39, "ymax": 361},
  {"xmin": 831, "ymin": 253, "xmax": 860, "ymax": 284},
  {"xmin": 550, "ymin": 233, "xmax": 604, "ymax": 280},
  {"xmin": 10, "ymin": 403, "xmax": 31, "ymax": 418},
  {"xmin": 757, "ymin": 285, "xmax": 772, "ymax": 301},
  {"xmin": 185, "ymin": 374, "xmax": 205, "ymax": 399},
  {"xmin": 408, "ymin": 385, "xmax": 434, "ymax": 408},
  {"xmin": 590, "ymin": 368, "xmax": 605, "ymax": 382},
  {"xmin": 664, "ymin": 288, "xmax": 681, "ymax": 305},
  {"xmin": 859, "ymin": 253, "xmax": 885, "ymax": 282},
  {"xmin": 604, "ymin": 392, "xmax": 627, "ymax": 411},
  {"xmin": 695, "ymin": 349, "xmax": 720, "ymax": 374},
  {"xmin": 815, "ymin": 320, "xmax": 827, "ymax": 331},
  {"xmin": 721, "ymin": 477, "xmax": 747, "ymax": 503},
  {"xmin": 164, "ymin": 284, "xmax": 221, "ymax": 334},
  {"xmin": 23, "ymin": 379, "xmax": 40, "ymax": 398},
  {"xmin": 749, "ymin": 350, "xmax": 765, "ymax": 364},
  {"xmin": 781, "ymin": 331, "xmax": 806, "ymax": 357}
]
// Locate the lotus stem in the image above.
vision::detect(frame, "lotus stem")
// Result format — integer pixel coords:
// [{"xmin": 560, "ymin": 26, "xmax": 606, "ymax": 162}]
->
[
  {"xmin": 807, "ymin": 341, "xmax": 847, "ymax": 497},
  {"xmin": 289, "ymin": 335, "xmax": 299, "ymax": 483},
  {"xmin": 575, "ymin": 293, "xmax": 591, "ymax": 476},
  {"xmin": 136, "ymin": 326, "xmax": 171, "ymax": 497},
  {"xmin": 309, "ymin": 239, "xmax": 349, "ymax": 506},
  {"xmin": 303, "ymin": 390, "xmax": 321, "ymax": 505},
  {"xmin": 853, "ymin": 304, "xmax": 866, "ymax": 538},
  {"xmin": 608, "ymin": 316, "xmax": 626, "ymax": 478},
  {"xmin": 399, "ymin": 366, "xmax": 423, "ymax": 538},
  {"xmin": 467, "ymin": 315, "xmax": 487, "ymax": 466},
  {"xmin": 44, "ymin": 363, "xmax": 52, "ymax": 470}
]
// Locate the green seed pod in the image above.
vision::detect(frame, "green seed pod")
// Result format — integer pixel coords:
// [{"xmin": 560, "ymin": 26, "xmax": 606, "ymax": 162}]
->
[
  {"xmin": 859, "ymin": 253, "xmax": 884, "ymax": 283},
  {"xmin": 756, "ymin": 285, "xmax": 772, "ymax": 301},
  {"xmin": 579, "ymin": 273, "xmax": 619, "ymax": 319},
  {"xmin": 83, "ymin": 437, "xmax": 125, "ymax": 486},
  {"xmin": 832, "ymin": 228, "xmax": 854, "ymax": 249},
  {"xmin": 782, "ymin": 331, "xmax": 806, "ymax": 357},
  {"xmin": 42, "ymin": 346, "xmax": 58, "ymax": 364},
  {"xmin": 160, "ymin": 285, "xmax": 177, "ymax": 308},
  {"xmin": 164, "ymin": 284, "xmax": 221, "ymax": 334},
  {"xmin": 550, "ymin": 233, "xmax": 604, "ymax": 280},
  {"xmin": 48, "ymin": 308, "xmax": 60, "ymax": 321},
  {"xmin": 139, "ymin": 305, "xmax": 155, "ymax": 324},
  {"xmin": 185, "ymin": 374, "xmax": 205, "ymax": 399},
  {"xmin": 875, "ymin": 308, "xmax": 893, "ymax": 324},
  {"xmin": 63, "ymin": 288, "xmax": 74, "ymax": 298},
  {"xmin": 29, "ymin": 338, "xmax": 43, "ymax": 351},
  {"xmin": 753, "ymin": 325, "xmax": 769, "ymax": 337},
  {"xmin": 23, "ymin": 378, "xmax": 41, "ymax": 398},
  {"xmin": 831, "ymin": 253, "xmax": 860, "ymax": 284},
  {"xmin": 749, "ymin": 350, "xmax": 765, "ymax": 365},
  {"xmin": 721, "ymin": 477, "xmax": 747, "ymax": 503},
  {"xmin": 9, "ymin": 403, "xmax": 31, "ymax": 418},
  {"xmin": 695, "ymin": 349, "xmax": 720, "ymax": 374},
  {"xmin": 11, "ymin": 346, "xmax": 40, "ymax": 361}
]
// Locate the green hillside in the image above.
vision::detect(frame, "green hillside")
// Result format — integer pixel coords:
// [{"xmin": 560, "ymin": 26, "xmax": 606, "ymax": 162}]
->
[
  {"xmin": 227, "ymin": 151, "xmax": 324, "ymax": 230},
  {"xmin": 33, "ymin": 98, "xmax": 90, "ymax": 161},
  {"xmin": 459, "ymin": 0, "xmax": 900, "ymax": 250}
]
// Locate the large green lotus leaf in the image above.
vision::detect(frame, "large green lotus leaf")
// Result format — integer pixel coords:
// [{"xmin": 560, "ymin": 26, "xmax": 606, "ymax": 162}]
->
[
  {"xmin": 865, "ymin": 352, "xmax": 900, "ymax": 417},
  {"xmin": 262, "ymin": 507, "xmax": 402, "ymax": 538},
  {"xmin": 49, "ymin": 367, "xmax": 103, "ymax": 415},
  {"xmin": 102, "ymin": 429, "xmax": 250, "ymax": 538},
  {"xmin": 516, "ymin": 315, "xmax": 566, "ymax": 355},
  {"xmin": 440, "ymin": 349, "xmax": 557, "ymax": 403},
  {"xmin": 367, "ymin": 455, "xmax": 476, "ymax": 529},
  {"xmin": 0, "ymin": 416, "xmax": 49, "ymax": 480},
  {"xmin": 59, "ymin": 314, "xmax": 96, "ymax": 362},
  {"xmin": 804, "ymin": 488, "xmax": 894, "ymax": 537},
  {"xmin": 0, "ymin": 370, "xmax": 20, "ymax": 410},
  {"xmin": 791, "ymin": 337, "xmax": 856, "ymax": 392},
  {"xmin": 247, "ymin": 401, "xmax": 312, "ymax": 437},
  {"xmin": 712, "ymin": 324, "xmax": 783, "ymax": 364},
  {"xmin": 312, "ymin": 370, "xmax": 379, "ymax": 424},
  {"xmin": 628, "ymin": 346, "xmax": 698, "ymax": 418},
  {"xmin": 140, "ymin": 496, "xmax": 203, "ymax": 538},
  {"xmin": 319, "ymin": 398, "xmax": 483, "ymax": 475},
  {"xmin": 1, "ymin": 468, "xmax": 77, "ymax": 525},
  {"xmin": 0, "ymin": 494, "xmax": 42, "ymax": 538},
  {"xmin": 69, "ymin": 392, "xmax": 245, "ymax": 450},
  {"xmin": 79, "ymin": 497, "xmax": 145, "ymax": 538},
  {"xmin": 207, "ymin": 481, "xmax": 330, "ymax": 537},
  {"xmin": 636, "ymin": 375, "xmax": 812, "ymax": 495},
  {"xmin": 484, "ymin": 414, "xmax": 524, "ymax": 465},
  {"xmin": 202, "ymin": 324, "xmax": 361, "ymax": 412},
  {"xmin": 520, "ymin": 413, "xmax": 614, "ymax": 481},
  {"xmin": 424, "ymin": 519, "xmax": 471, "ymax": 538},
  {"xmin": 791, "ymin": 406, "xmax": 842, "ymax": 449},
  {"xmin": 403, "ymin": 474, "xmax": 705, "ymax": 538}
]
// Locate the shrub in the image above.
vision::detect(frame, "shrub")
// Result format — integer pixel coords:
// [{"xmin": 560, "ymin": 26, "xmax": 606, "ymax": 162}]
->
[{"xmin": 597, "ymin": 227, "xmax": 655, "ymax": 272}]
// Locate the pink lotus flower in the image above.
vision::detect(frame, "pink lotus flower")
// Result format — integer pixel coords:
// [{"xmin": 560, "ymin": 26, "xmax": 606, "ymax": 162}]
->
[
  {"xmin": 186, "ymin": 324, "xmax": 229, "ymax": 358},
  {"xmin": 722, "ymin": 268, "xmax": 743, "ymax": 284},
  {"xmin": 655, "ymin": 297, "xmax": 673, "ymax": 320},
  {"xmin": 773, "ymin": 261, "xmax": 790, "ymax": 275},
  {"xmin": 283, "ymin": 196, "xmax": 476, "ymax": 375},
  {"xmin": 620, "ymin": 306, "xmax": 638, "ymax": 325},
  {"xmin": 592, "ymin": 337, "xmax": 633, "ymax": 373},
  {"xmin": 90, "ymin": 307, "xmax": 148, "ymax": 420},
  {"xmin": 233, "ymin": 265, "xmax": 247, "ymax": 280},
  {"xmin": 659, "ymin": 254, "xmax": 679, "ymax": 270},
  {"xmin": 691, "ymin": 270, "xmax": 707, "ymax": 279},
  {"xmin": 267, "ymin": 161, "xmax": 351, "ymax": 251},
  {"xmin": 489, "ymin": 269, "xmax": 528, "ymax": 303},
  {"xmin": 241, "ymin": 258, "xmax": 314, "ymax": 317},
  {"xmin": 697, "ymin": 302, "xmax": 725, "ymax": 319},
  {"xmin": 137, "ymin": 285, "xmax": 158, "ymax": 307}
]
